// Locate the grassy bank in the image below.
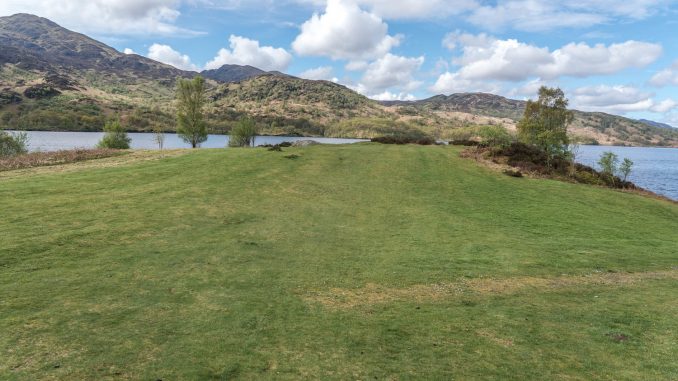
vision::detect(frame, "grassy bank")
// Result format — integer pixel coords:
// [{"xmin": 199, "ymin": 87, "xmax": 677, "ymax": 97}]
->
[{"xmin": 1, "ymin": 144, "xmax": 677, "ymax": 380}]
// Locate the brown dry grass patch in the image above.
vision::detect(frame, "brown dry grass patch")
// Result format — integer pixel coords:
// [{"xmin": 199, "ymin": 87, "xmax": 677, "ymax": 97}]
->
[
  {"xmin": 305, "ymin": 269, "xmax": 678, "ymax": 310},
  {"xmin": 0, "ymin": 149, "xmax": 189, "ymax": 179},
  {"xmin": 0, "ymin": 149, "xmax": 125, "ymax": 172}
]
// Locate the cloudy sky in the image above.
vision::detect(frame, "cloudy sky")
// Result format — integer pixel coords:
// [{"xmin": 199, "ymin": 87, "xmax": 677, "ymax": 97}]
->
[{"xmin": 1, "ymin": 0, "xmax": 677, "ymax": 125}]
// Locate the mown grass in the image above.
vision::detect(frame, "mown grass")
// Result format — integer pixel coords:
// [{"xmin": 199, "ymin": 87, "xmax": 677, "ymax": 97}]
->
[{"xmin": 1, "ymin": 144, "xmax": 677, "ymax": 380}]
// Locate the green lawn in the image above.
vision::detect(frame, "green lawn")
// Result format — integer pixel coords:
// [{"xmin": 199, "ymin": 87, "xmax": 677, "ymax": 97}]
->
[{"xmin": 1, "ymin": 144, "xmax": 677, "ymax": 380}]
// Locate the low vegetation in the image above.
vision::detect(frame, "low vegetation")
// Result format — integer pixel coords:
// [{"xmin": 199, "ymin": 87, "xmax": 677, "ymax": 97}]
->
[
  {"xmin": 0, "ymin": 148, "xmax": 125, "ymax": 171},
  {"xmin": 460, "ymin": 87, "xmax": 647, "ymax": 196},
  {"xmin": 228, "ymin": 117, "xmax": 258, "ymax": 147},
  {"xmin": 97, "ymin": 120, "xmax": 131, "ymax": 149},
  {"xmin": 0, "ymin": 129, "xmax": 28, "ymax": 156},
  {"xmin": 1, "ymin": 144, "xmax": 676, "ymax": 379}
]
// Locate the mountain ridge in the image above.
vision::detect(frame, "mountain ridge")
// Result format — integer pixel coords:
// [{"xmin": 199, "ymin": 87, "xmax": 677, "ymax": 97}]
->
[{"xmin": 1, "ymin": 13, "xmax": 677, "ymax": 146}]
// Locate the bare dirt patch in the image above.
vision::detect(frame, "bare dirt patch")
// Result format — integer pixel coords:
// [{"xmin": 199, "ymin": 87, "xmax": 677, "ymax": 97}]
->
[{"xmin": 305, "ymin": 269, "xmax": 678, "ymax": 310}]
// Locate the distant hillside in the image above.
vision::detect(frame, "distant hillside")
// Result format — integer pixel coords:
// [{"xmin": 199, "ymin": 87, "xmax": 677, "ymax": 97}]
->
[
  {"xmin": 202, "ymin": 65, "xmax": 268, "ymax": 83},
  {"xmin": 384, "ymin": 93, "xmax": 678, "ymax": 146},
  {"xmin": 0, "ymin": 13, "xmax": 190, "ymax": 80},
  {"xmin": 1, "ymin": 14, "xmax": 677, "ymax": 146},
  {"xmin": 638, "ymin": 119, "xmax": 675, "ymax": 130}
]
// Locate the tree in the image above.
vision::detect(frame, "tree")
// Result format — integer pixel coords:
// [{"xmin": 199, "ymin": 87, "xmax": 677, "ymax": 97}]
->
[
  {"xmin": 153, "ymin": 125, "xmax": 165, "ymax": 151},
  {"xmin": 566, "ymin": 135, "xmax": 583, "ymax": 177},
  {"xmin": 517, "ymin": 86, "xmax": 574, "ymax": 166},
  {"xmin": 0, "ymin": 130, "xmax": 28, "ymax": 157},
  {"xmin": 598, "ymin": 151, "xmax": 619, "ymax": 184},
  {"xmin": 176, "ymin": 76, "xmax": 207, "ymax": 148},
  {"xmin": 229, "ymin": 117, "xmax": 258, "ymax": 147},
  {"xmin": 97, "ymin": 120, "xmax": 131, "ymax": 149},
  {"xmin": 619, "ymin": 158, "xmax": 634, "ymax": 182}
]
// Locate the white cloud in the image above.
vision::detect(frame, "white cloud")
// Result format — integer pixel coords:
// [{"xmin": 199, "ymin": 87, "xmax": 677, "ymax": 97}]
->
[
  {"xmin": 539, "ymin": 41, "xmax": 663, "ymax": 79},
  {"xmin": 430, "ymin": 72, "xmax": 501, "ymax": 94},
  {"xmin": 204, "ymin": 35, "xmax": 292, "ymax": 72},
  {"xmin": 662, "ymin": 113, "xmax": 678, "ymax": 128},
  {"xmin": 356, "ymin": 0, "xmax": 478, "ymax": 19},
  {"xmin": 651, "ymin": 99, "xmax": 678, "ymax": 113},
  {"xmin": 571, "ymin": 85, "xmax": 678, "ymax": 114},
  {"xmin": 506, "ymin": 79, "xmax": 554, "ymax": 98},
  {"xmin": 445, "ymin": 33, "xmax": 662, "ymax": 82},
  {"xmin": 345, "ymin": 61, "xmax": 369, "ymax": 71},
  {"xmin": 369, "ymin": 91, "xmax": 417, "ymax": 101},
  {"xmin": 467, "ymin": 0, "xmax": 666, "ymax": 31},
  {"xmin": 292, "ymin": 0, "xmax": 401, "ymax": 61},
  {"xmin": 299, "ymin": 66, "xmax": 335, "ymax": 80},
  {"xmin": 123, "ymin": 48, "xmax": 136, "ymax": 55},
  {"xmin": 649, "ymin": 60, "xmax": 678, "ymax": 87},
  {"xmin": 0, "ymin": 0, "xmax": 201, "ymax": 36},
  {"xmin": 359, "ymin": 54, "xmax": 424, "ymax": 93},
  {"xmin": 147, "ymin": 43, "xmax": 198, "ymax": 71}
]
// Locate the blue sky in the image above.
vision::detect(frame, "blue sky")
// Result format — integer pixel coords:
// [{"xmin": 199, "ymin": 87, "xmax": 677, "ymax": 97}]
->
[{"xmin": 2, "ymin": 0, "xmax": 677, "ymax": 125}]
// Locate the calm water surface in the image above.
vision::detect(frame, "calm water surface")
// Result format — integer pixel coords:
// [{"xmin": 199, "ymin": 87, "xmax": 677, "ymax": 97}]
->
[
  {"xmin": 20, "ymin": 131, "xmax": 366, "ymax": 151},
  {"xmin": 578, "ymin": 145, "xmax": 677, "ymax": 200},
  {"xmin": 13, "ymin": 131, "xmax": 678, "ymax": 200}
]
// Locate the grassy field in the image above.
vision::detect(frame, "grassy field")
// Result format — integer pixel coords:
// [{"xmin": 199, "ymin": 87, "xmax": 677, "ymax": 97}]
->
[{"xmin": 1, "ymin": 144, "xmax": 677, "ymax": 380}]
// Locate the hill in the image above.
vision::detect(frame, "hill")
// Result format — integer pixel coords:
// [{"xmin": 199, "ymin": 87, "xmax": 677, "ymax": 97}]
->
[
  {"xmin": 1, "ymin": 14, "xmax": 677, "ymax": 146},
  {"xmin": 386, "ymin": 93, "xmax": 678, "ymax": 146},
  {"xmin": 1, "ymin": 144, "xmax": 677, "ymax": 379},
  {"xmin": 202, "ymin": 64, "xmax": 268, "ymax": 83},
  {"xmin": 638, "ymin": 118, "xmax": 675, "ymax": 130}
]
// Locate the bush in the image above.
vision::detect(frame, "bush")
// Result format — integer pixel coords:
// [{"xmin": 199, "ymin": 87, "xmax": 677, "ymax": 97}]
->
[
  {"xmin": 0, "ymin": 130, "xmax": 29, "ymax": 157},
  {"xmin": 229, "ymin": 117, "xmax": 258, "ymax": 147},
  {"xmin": 450, "ymin": 139, "xmax": 480, "ymax": 146},
  {"xmin": 371, "ymin": 135, "xmax": 436, "ymax": 145},
  {"xmin": 503, "ymin": 169, "xmax": 523, "ymax": 178},
  {"xmin": 448, "ymin": 125, "xmax": 513, "ymax": 148},
  {"xmin": 97, "ymin": 120, "xmax": 131, "ymax": 149}
]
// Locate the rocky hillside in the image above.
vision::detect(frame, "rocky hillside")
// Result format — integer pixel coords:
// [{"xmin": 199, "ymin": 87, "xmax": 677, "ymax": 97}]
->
[
  {"xmin": 386, "ymin": 93, "xmax": 678, "ymax": 146},
  {"xmin": 0, "ymin": 14, "xmax": 190, "ymax": 79},
  {"xmin": 202, "ymin": 64, "xmax": 284, "ymax": 83},
  {"xmin": 1, "ymin": 13, "xmax": 677, "ymax": 146}
]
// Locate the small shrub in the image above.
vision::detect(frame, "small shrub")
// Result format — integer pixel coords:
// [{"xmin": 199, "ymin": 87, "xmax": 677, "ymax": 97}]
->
[
  {"xmin": 572, "ymin": 169, "xmax": 604, "ymax": 185},
  {"xmin": 0, "ymin": 130, "xmax": 29, "ymax": 157},
  {"xmin": 371, "ymin": 136, "xmax": 436, "ymax": 145},
  {"xmin": 598, "ymin": 152, "xmax": 619, "ymax": 177},
  {"xmin": 503, "ymin": 169, "xmax": 523, "ymax": 178},
  {"xmin": 229, "ymin": 117, "xmax": 258, "ymax": 147},
  {"xmin": 97, "ymin": 120, "xmax": 131, "ymax": 149},
  {"xmin": 619, "ymin": 158, "xmax": 633, "ymax": 182},
  {"xmin": 450, "ymin": 139, "xmax": 480, "ymax": 146}
]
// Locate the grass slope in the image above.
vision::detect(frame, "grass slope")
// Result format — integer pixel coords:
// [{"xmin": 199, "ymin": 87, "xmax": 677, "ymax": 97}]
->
[{"xmin": 1, "ymin": 144, "xmax": 677, "ymax": 380}]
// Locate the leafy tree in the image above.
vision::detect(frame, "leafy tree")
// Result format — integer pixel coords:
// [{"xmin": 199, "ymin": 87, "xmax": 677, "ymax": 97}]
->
[
  {"xmin": 176, "ymin": 76, "xmax": 207, "ymax": 148},
  {"xmin": 619, "ymin": 158, "xmax": 634, "ymax": 182},
  {"xmin": 229, "ymin": 117, "xmax": 258, "ymax": 147},
  {"xmin": 598, "ymin": 151, "xmax": 619, "ymax": 184},
  {"xmin": 97, "ymin": 120, "xmax": 131, "ymax": 149},
  {"xmin": 517, "ymin": 86, "xmax": 574, "ymax": 166},
  {"xmin": 0, "ymin": 130, "xmax": 29, "ymax": 157}
]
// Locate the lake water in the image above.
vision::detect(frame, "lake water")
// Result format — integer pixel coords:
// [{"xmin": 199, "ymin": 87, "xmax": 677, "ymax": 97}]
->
[
  {"xmin": 578, "ymin": 145, "xmax": 678, "ymax": 200},
  {"xmin": 18, "ymin": 131, "xmax": 367, "ymax": 151},
  {"xmin": 10, "ymin": 131, "xmax": 678, "ymax": 200}
]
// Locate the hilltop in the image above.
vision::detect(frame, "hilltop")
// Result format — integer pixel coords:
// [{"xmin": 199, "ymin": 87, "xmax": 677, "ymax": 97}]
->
[{"xmin": 1, "ymin": 14, "xmax": 677, "ymax": 146}]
